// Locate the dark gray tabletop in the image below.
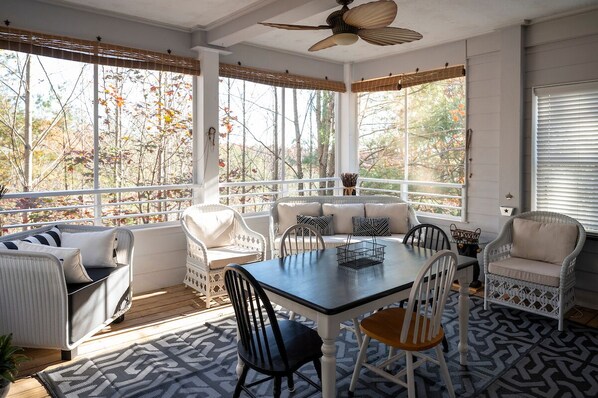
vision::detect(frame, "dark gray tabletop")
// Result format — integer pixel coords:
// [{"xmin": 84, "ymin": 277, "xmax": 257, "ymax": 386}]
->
[{"xmin": 245, "ymin": 240, "xmax": 477, "ymax": 315}]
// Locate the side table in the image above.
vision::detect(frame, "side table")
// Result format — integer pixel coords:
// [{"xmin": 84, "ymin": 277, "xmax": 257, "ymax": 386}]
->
[{"xmin": 454, "ymin": 241, "xmax": 485, "ymax": 289}]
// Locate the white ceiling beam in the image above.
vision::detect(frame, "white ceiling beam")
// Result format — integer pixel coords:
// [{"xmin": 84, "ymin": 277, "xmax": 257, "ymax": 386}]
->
[{"xmin": 203, "ymin": 0, "xmax": 338, "ymax": 48}]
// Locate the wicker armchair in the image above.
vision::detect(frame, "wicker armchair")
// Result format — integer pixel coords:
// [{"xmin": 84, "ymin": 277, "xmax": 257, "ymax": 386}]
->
[
  {"xmin": 181, "ymin": 204, "xmax": 266, "ymax": 308},
  {"xmin": 483, "ymin": 211, "xmax": 586, "ymax": 331}
]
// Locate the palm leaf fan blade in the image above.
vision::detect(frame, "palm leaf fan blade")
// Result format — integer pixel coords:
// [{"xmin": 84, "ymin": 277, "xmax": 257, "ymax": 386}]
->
[
  {"xmin": 358, "ymin": 27, "xmax": 422, "ymax": 46},
  {"xmin": 342, "ymin": 0, "xmax": 397, "ymax": 29},
  {"xmin": 309, "ymin": 35, "xmax": 338, "ymax": 52},
  {"xmin": 259, "ymin": 22, "xmax": 330, "ymax": 30}
]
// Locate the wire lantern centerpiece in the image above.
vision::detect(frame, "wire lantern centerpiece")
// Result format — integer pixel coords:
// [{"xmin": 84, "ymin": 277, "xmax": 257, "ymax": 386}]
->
[{"xmin": 340, "ymin": 173, "xmax": 358, "ymax": 196}]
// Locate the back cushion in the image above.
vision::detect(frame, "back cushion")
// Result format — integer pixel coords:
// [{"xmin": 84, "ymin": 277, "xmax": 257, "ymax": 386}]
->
[
  {"xmin": 184, "ymin": 208, "xmax": 235, "ymax": 248},
  {"xmin": 322, "ymin": 203, "xmax": 365, "ymax": 234},
  {"xmin": 16, "ymin": 241, "xmax": 92, "ymax": 283},
  {"xmin": 365, "ymin": 203, "xmax": 409, "ymax": 234},
  {"xmin": 62, "ymin": 229, "xmax": 118, "ymax": 268},
  {"xmin": 22, "ymin": 226, "xmax": 62, "ymax": 247},
  {"xmin": 511, "ymin": 218, "xmax": 578, "ymax": 265},
  {"xmin": 277, "ymin": 203, "xmax": 321, "ymax": 234}
]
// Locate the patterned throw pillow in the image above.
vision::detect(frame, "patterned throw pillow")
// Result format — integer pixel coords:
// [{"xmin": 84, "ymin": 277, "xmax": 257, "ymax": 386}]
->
[
  {"xmin": 296, "ymin": 214, "xmax": 335, "ymax": 236},
  {"xmin": 22, "ymin": 226, "xmax": 61, "ymax": 246},
  {"xmin": 352, "ymin": 216, "xmax": 391, "ymax": 236},
  {"xmin": 0, "ymin": 241, "xmax": 19, "ymax": 250}
]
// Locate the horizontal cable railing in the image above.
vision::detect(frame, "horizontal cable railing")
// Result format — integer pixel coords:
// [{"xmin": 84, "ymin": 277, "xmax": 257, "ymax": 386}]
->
[
  {"xmin": 356, "ymin": 177, "xmax": 465, "ymax": 220},
  {"xmin": 0, "ymin": 178, "xmax": 466, "ymax": 234},
  {"xmin": 0, "ymin": 184, "xmax": 196, "ymax": 233}
]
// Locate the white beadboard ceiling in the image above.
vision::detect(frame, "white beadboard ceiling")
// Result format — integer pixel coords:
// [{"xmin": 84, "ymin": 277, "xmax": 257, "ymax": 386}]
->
[{"xmin": 41, "ymin": 0, "xmax": 598, "ymax": 63}]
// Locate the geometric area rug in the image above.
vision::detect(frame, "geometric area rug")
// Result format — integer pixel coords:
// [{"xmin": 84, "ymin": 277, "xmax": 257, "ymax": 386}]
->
[{"xmin": 37, "ymin": 293, "xmax": 598, "ymax": 397}]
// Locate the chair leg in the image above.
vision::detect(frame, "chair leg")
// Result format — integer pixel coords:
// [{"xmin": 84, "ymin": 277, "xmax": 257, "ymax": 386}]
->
[
  {"xmin": 287, "ymin": 374, "xmax": 295, "ymax": 392},
  {"xmin": 435, "ymin": 345, "xmax": 455, "ymax": 398},
  {"xmin": 406, "ymin": 351, "xmax": 415, "ymax": 398},
  {"xmin": 313, "ymin": 358, "xmax": 322, "ymax": 382},
  {"xmin": 352, "ymin": 318, "xmax": 362, "ymax": 347},
  {"xmin": 349, "ymin": 335, "xmax": 371, "ymax": 394},
  {"xmin": 442, "ymin": 334, "xmax": 449, "ymax": 353},
  {"xmin": 233, "ymin": 364, "xmax": 249, "ymax": 398},
  {"xmin": 273, "ymin": 376, "xmax": 282, "ymax": 398}
]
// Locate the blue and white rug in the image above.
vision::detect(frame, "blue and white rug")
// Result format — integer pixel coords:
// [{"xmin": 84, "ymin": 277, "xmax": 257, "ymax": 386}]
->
[{"xmin": 37, "ymin": 294, "xmax": 598, "ymax": 397}]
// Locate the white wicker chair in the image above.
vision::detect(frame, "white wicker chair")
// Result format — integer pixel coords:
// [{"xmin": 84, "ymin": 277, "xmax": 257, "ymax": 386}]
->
[
  {"xmin": 181, "ymin": 204, "xmax": 266, "ymax": 308},
  {"xmin": 483, "ymin": 211, "xmax": 586, "ymax": 331}
]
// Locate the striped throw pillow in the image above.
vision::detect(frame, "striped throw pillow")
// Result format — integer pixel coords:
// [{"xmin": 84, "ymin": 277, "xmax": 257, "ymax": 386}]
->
[
  {"xmin": 296, "ymin": 214, "xmax": 335, "ymax": 236},
  {"xmin": 22, "ymin": 226, "xmax": 62, "ymax": 247},
  {"xmin": 352, "ymin": 216, "xmax": 391, "ymax": 236},
  {"xmin": 0, "ymin": 241, "xmax": 19, "ymax": 250}
]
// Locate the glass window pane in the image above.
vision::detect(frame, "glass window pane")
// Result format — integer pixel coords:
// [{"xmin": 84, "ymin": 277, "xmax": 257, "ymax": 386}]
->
[{"xmin": 98, "ymin": 67, "xmax": 193, "ymax": 225}]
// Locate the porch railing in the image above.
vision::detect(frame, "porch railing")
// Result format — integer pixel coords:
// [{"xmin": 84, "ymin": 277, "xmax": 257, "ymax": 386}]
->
[{"xmin": 0, "ymin": 178, "xmax": 465, "ymax": 234}]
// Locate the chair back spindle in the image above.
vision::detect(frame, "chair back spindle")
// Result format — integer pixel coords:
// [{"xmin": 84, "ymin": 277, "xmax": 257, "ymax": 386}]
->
[
  {"xmin": 401, "ymin": 250, "xmax": 457, "ymax": 345},
  {"xmin": 225, "ymin": 264, "xmax": 289, "ymax": 370},
  {"xmin": 280, "ymin": 223, "xmax": 325, "ymax": 257},
  {"xmin": 403, "ymin": 223, "xmax": 451, "ymax": 251}
]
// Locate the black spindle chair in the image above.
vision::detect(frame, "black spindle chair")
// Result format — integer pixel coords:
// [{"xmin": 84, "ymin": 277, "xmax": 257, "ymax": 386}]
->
[
  {"xmin": 224, "ymin": 264, "xmax": 322, "ymax": 398},
  {"xmin": 403, "ymin": 223, "xmax": 451, "ymax": 251}
]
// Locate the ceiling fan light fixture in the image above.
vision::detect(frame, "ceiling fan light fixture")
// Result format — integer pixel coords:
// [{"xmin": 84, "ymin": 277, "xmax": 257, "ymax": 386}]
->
[{"xmin": 332, "ymin": 32, "xmax": 359, "ymax": 45}]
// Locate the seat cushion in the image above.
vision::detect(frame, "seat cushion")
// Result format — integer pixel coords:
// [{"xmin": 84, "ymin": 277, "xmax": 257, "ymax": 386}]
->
[
  {"xmin": 322, "ymin": 203, "xmax": 365, "ymax": 234},
  {"xmin": 365, "ymin": 203, "xmax": 409, "ymax": 234},
  {"xmin": 277, "ymin": 203, "xmax": 321, "ymax": 234},
  {"xmin": 207, "ymin": 245, "xmax": 262, "ymax": 269},
  {"xmin": 511, "ymin": 218, "xmax": 578, "ymax": 265},
  {"xmin": 488, "ymin": 257, "xmax": 561, "ymax": 287},
  {"xmin": 184, "ymin": 208, "xmax": 235, "ymax": 249}
]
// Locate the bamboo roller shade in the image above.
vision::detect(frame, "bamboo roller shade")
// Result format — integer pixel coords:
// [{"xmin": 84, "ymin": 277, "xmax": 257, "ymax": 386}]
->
[
  {"xmin": 219, "ymin": 62, "xmax": 346, "ymax": 92},
  {"xmin": 352, "ymin": 65, "xmax": 465, "ymax": 92},
  {"xmin": 0, "ymin": 26, "xmax": 201, "ymax": 75}
]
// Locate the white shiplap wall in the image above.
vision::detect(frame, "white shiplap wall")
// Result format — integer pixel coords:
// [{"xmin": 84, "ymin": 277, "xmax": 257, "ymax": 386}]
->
[{"xmin": 523, "ymin": 11, "xmax": 598, "ymax": 308}]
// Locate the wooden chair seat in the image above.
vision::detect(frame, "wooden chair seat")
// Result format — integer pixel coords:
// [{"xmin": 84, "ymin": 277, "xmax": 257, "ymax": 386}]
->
[{"xmin": 360, "ymin": 307, "xmax": 444, "ymax": 352}]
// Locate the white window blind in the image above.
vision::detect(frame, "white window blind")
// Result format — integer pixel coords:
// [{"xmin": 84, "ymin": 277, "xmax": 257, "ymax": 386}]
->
[{"xmin": 532, "ymin": 81, "xmax": 598, "ymax": 233}]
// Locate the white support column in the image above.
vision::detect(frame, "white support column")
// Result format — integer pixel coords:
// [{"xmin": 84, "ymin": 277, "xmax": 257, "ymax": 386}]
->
[
  {"xmin": 498, "ymin": 26, "xmax": 524, "ymax": 225},
  {"xmin": 193, "ymin": 48, "xmax": 221, "ymax": 204},
  {"xmin": 337, "ymin": 63, "xmax": 358, "ymax": 175}
]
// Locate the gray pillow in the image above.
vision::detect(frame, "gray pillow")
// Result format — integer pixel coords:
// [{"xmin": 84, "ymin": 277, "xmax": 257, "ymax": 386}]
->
[
  {"xmin": 352, "ymin": 216, "xmax": 391, "ymax": 236},
  {"xmin": 296, "ymin": 214, "xmax": 335, "ymax": 236}
]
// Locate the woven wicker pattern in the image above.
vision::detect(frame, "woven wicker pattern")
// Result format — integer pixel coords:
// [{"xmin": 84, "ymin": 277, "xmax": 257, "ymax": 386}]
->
[
  {"xmin": 181, "ymin": 204, "xmax": 266, "ymax": 308},
  {"xmin": 0, "ymin": 224, "xmax": 134, "ymax": 352},
  {"xmin": 0, "ymin": 26, "xmax": 200, "ymax": 75},
  {"xmin": 483, "ymin": 211, "xmax": 586, "ymax": 331},
  {"xmin": 352, "ymin": 65, "xmax": 465, "ymax": 93}
]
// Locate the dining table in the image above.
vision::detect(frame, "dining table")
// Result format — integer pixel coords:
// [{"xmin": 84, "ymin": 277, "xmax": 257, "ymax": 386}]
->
[{"xmin": 242, "ymin": 240, "xmax": 477, "ymax": 398}]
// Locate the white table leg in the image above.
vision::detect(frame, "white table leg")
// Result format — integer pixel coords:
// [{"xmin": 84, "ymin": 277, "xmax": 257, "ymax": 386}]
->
[
  {"xmin": 457, "ymin": 276, "xmax": 470, "ymax": 366},
  {"xmin": 317, "ymin": 315, "xmax": 340, "ymax": 398}
]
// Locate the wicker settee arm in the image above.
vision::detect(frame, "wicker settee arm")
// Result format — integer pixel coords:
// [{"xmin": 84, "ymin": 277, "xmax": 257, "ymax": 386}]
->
[
  {"xmin": 0, "ymin": 251, "xmax": 71, "ymax": 350},
  {"xmin": 232, "ymin": 214, "xmax": 266, "ymax": 257},
  {"xmin": 180, "ymin": 221, "xmax": 210, "ymax": 265},
  {"xmin": 483, "ymin": 218, "xmax": 515, "ymax": 273},
  {"xmin": 560, "ymin": 225, "xmax": 587, "ymax": 287}
]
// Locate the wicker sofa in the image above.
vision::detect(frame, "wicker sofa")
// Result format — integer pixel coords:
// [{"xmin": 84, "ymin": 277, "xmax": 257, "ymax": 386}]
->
[
  {"xmin": 269, "ymin": 195, "xmax": 420, "ymax": 257},
  {"xmin": 0, "ymin": 224, "xmax": 134, "ymax": 359}
]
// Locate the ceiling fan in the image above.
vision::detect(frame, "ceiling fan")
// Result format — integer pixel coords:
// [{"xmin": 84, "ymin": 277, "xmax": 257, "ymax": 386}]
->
[{"xmin": 259, "ymin": 0, "xmax": 422, "ymax": 52}]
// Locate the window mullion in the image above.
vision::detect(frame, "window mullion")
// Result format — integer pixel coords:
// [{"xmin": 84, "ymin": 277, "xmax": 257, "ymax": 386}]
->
[
  {"xmin": 93, "ymin": 63, "xmax": 101, "ymax": 226},
  {"xmin": 403, "ymin": 90, "xmax": 409, "ymax": 202}
]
